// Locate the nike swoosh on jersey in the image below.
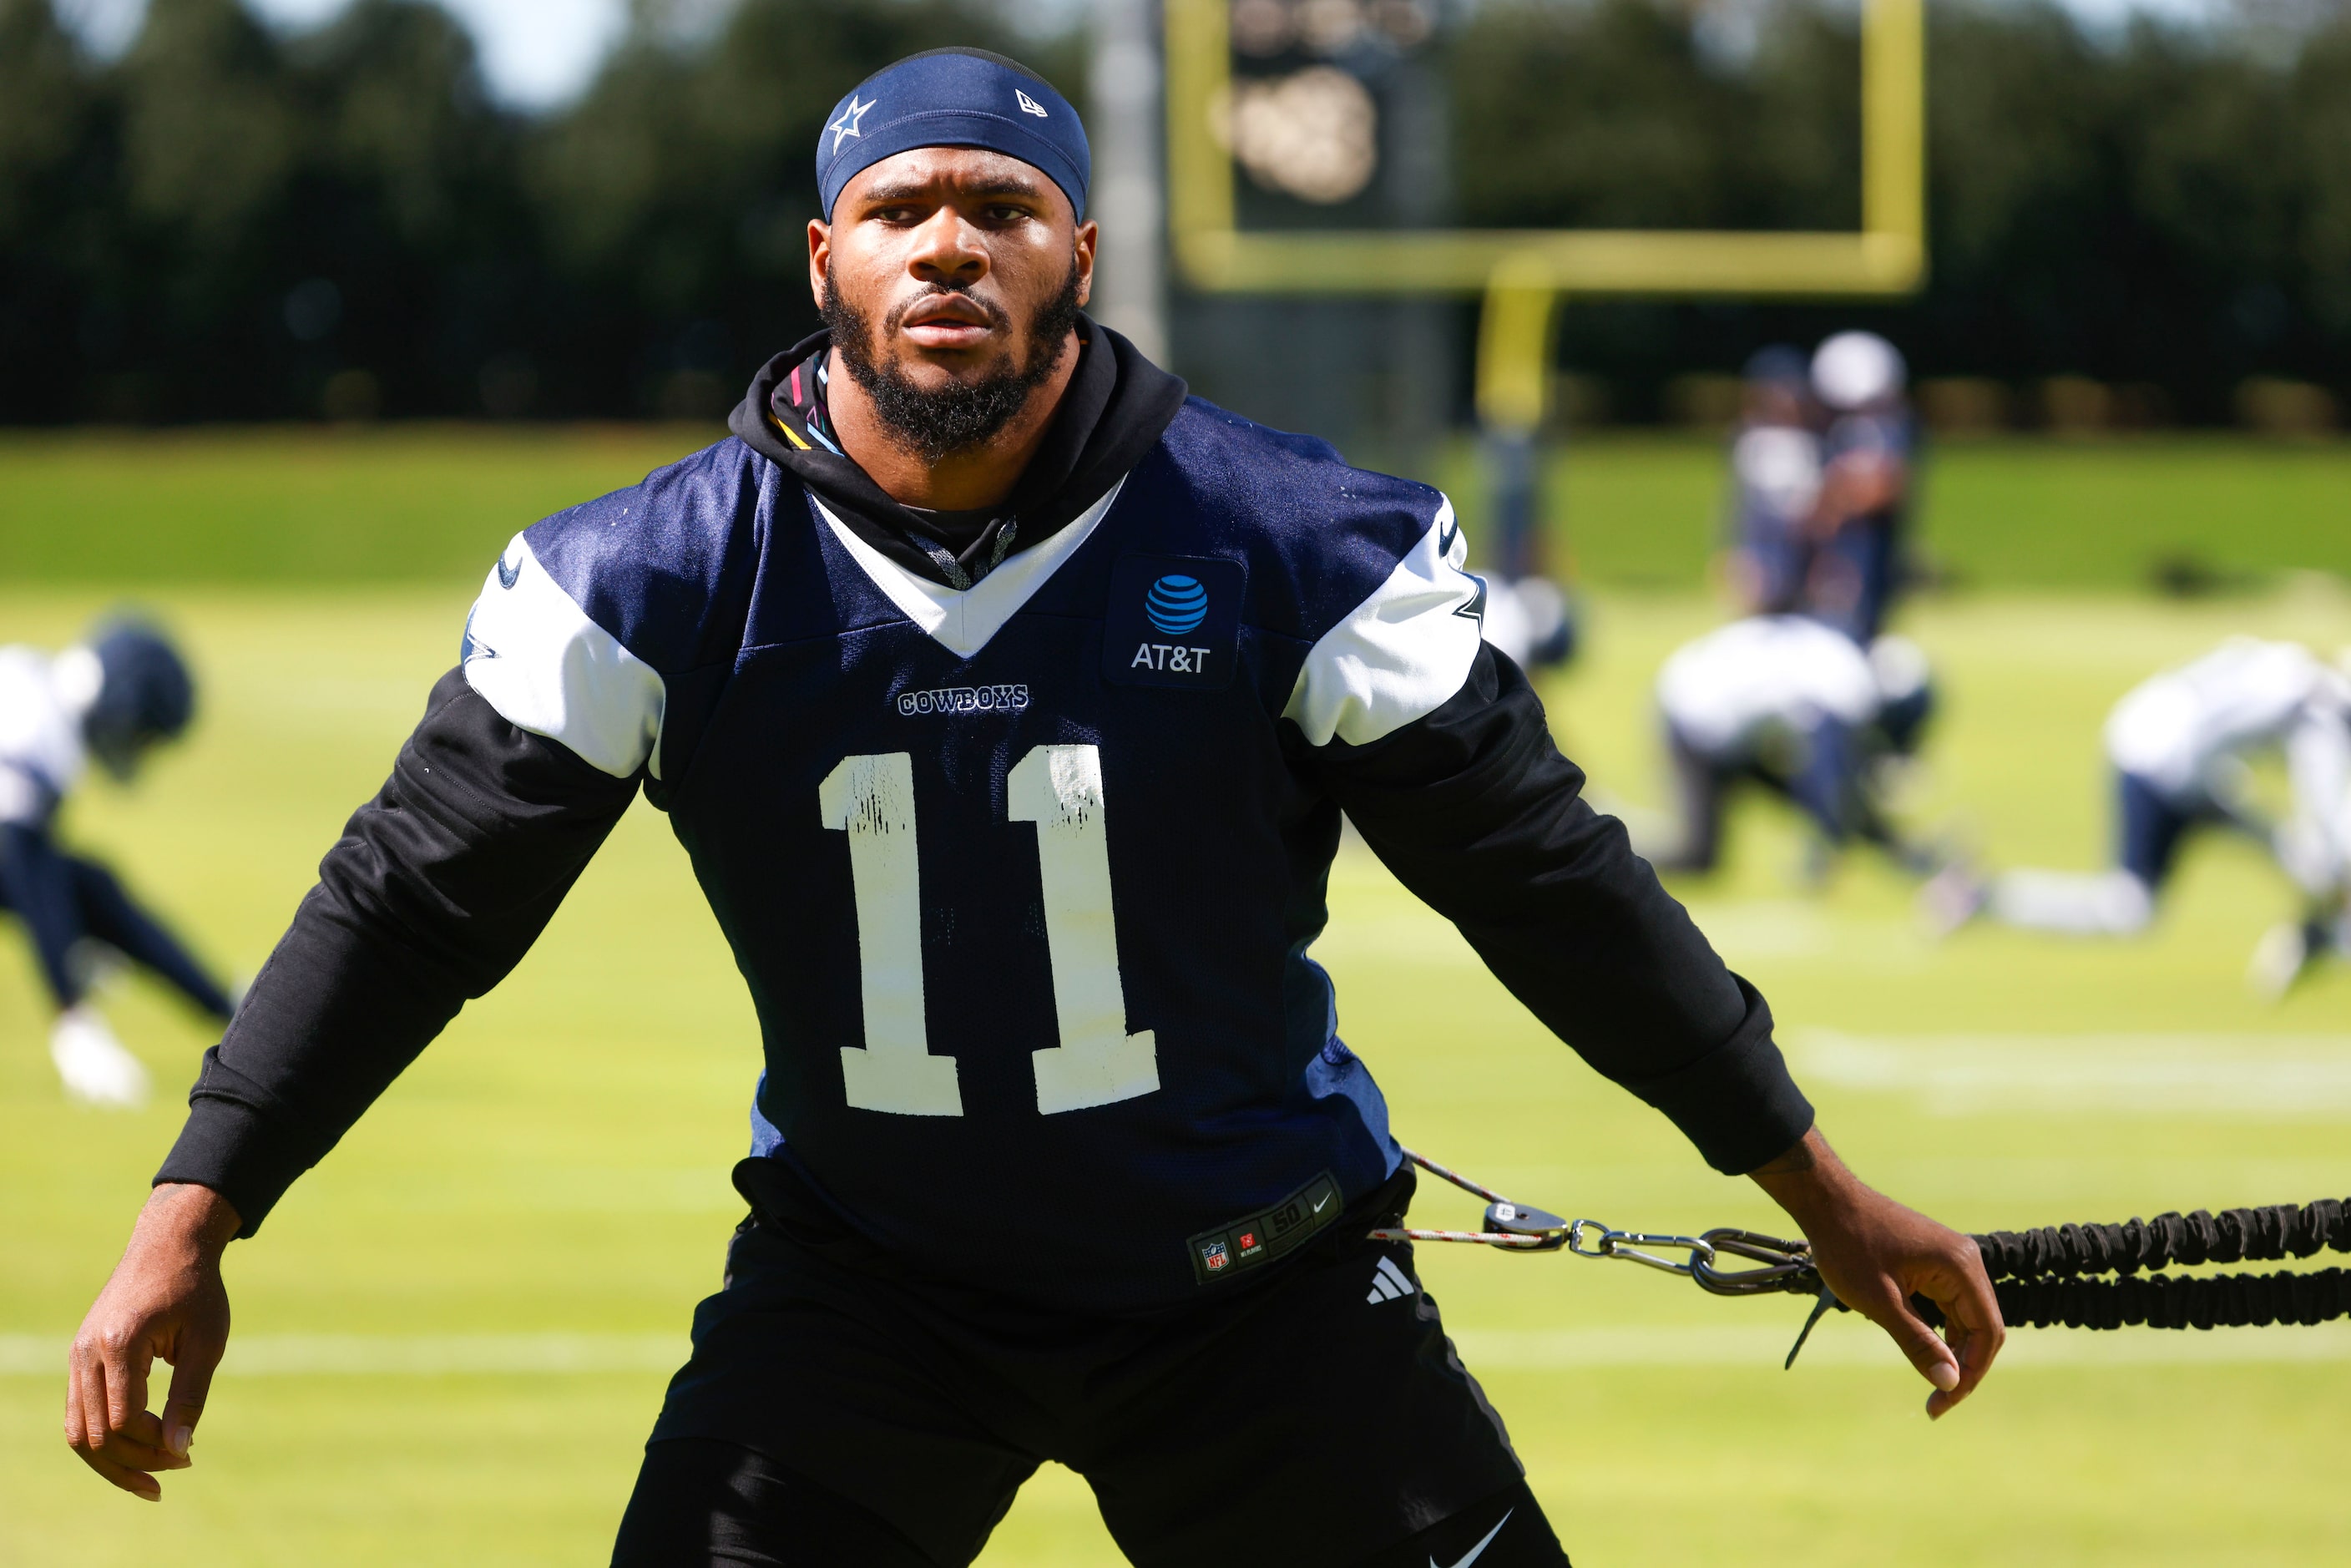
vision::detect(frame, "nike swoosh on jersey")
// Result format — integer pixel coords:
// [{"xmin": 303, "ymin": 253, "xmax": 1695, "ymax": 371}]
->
[
  {"xmin": 1431, "ymin": 1509, "xmax": 1512, "ymax": 1568},
  {"xmin": 1312, "ymin": 1193, "xmax": 1332, "ymax": 1212}
]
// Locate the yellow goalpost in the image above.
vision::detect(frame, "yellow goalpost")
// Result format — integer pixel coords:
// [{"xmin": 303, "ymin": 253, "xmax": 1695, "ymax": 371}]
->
[{"xmin": 1160, "ymin": 0, "xmax": 1927, "ymax": 435}]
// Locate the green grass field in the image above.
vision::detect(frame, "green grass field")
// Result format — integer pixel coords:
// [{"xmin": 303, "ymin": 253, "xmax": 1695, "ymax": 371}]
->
[
  {"xmin": 7, "ymin": 425, "xmax": 2350, "ymax": 591},
  {"xmin": 3, "ymin": 431, "xmax": 2349, "ymax": 1565}
]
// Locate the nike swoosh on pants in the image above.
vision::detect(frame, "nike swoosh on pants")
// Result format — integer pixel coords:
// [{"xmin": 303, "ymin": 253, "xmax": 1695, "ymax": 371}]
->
[{"xmin": 1431, "ymin": 1508, "xmax": 1511, "ymax": 1568}]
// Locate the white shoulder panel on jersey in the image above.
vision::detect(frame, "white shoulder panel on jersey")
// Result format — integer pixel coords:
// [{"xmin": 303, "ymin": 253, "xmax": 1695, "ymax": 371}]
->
[
  {"xmin": 815, "ymin": 478, "xmax": 1126, "ymax": 660},
  {"xmin": 1283, "ymin": 497, "xmax": 1484, "ymax": 748},
  {"xmin": 460, "ymin": 535, "xmax": 668, "ymax": 779}
]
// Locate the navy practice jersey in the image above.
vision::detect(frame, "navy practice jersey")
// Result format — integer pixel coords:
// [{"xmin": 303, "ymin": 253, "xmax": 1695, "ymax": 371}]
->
[
  {"xmin": 161, "ymin": 358, "xmax": 1809, "ymax": 1314},
  {"xmin": 458, "ymin": 402, "xmax": 1483, "ymax": 1306}
]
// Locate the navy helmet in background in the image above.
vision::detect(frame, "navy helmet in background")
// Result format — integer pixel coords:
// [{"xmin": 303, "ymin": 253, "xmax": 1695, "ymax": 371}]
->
[
  {"xmin": 1742, "ymin": 344, "xmax": 1813, "ymax": 391},
  {"xmin": 81, "ymin": 617, "xmax": 195, "ymax": 779}
]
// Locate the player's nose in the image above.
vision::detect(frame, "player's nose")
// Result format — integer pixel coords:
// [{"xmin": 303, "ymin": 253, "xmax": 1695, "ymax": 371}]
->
[{"xmin": 905, "ymin": 206, "xmax": 988, "ymax": 286}]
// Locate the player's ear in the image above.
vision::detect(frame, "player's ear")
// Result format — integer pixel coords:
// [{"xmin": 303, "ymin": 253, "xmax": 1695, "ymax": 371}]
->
[
  {"xmin": 808, "ymin": 219, "xmax": 832, "ymax": 309},
  {"xmin": 1072, "ymin": 220, "xmax": 1096, "ymax": 309}
]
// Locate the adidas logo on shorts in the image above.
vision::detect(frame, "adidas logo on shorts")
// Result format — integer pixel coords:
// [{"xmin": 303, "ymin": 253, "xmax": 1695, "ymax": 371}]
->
[{"xmin": 1364, "ymin": 1256, "xmax": 1415, "ymax": 1304}]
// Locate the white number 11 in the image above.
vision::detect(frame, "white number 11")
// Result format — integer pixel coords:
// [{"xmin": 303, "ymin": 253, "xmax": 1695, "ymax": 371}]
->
[{"xmin": 820, "ymin": 745, "xmax": 1159, "ymax": 1118}]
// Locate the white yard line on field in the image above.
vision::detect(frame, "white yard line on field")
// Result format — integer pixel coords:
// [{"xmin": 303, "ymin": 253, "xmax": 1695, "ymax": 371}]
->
[
  {"xmin": 1451, "ymin": 1321, "xmax": 2351, "ymax": 1368},
  {"xmin": 1790, "ymin": 1029, "xmax": 2351, "ymax": 1116},
  {"xmin": 7, "ymin": 1323, "xmax": 2348, "ymax": 1378},
  {"xmin": 0, "ymin": 1332, "xmax": 685, "ymax": 1378}
]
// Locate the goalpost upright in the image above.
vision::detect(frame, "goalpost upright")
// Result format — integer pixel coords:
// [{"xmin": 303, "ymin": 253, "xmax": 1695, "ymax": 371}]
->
[{"xmin": 1156, "ymin": 0, "xmax": 1927, "ymax": 540}]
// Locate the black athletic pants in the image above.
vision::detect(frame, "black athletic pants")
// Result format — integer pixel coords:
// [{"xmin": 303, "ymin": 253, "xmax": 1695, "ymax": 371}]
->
[
  {"xmin": 1659, "ymin": 721, "xmax": 1921, "ymax": 878},
  {"xmin": 612, "ymin": 1167, "xmax": 1570, "ymax": 1567},
  {"xmin": 1659, "ymin": 722, "xmax": 1855, "ymax": 875},
  {"xmin": 614, "ymin": 1441, "xmax": 1565, "ymax": 1567},
  {"xmin": 0, "ymin": 822, "xmax": 234, "ymax": 1018}
]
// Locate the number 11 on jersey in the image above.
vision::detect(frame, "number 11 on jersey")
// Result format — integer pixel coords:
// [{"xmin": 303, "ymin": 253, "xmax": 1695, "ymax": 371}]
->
[
  {"xmin": 1009, "ymin": 746, "xmax": 1160, "ymax": 1114},
  {"xmin": 819, "ymin": 752, "xmax": 963, "ymax": 1115},
  {"xmin": 821, "ymin": 745, "xmax": 1159, "ymax": 1118}
]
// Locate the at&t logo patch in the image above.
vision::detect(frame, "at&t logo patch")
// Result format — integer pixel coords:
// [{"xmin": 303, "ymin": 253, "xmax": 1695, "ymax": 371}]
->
[
  {"xmin": 1145, "ymin": 574, "xmax": 1208, "ymax": 634},
  {"xmin": 1104, "ymin": 554, "xmax": 1246, "ymax": 690}
]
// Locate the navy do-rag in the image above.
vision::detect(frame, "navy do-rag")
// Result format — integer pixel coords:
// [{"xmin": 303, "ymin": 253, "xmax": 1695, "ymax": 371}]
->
[{"xmin": 817, "ymin": 48, "xmax": 1089, "ymax": 221}]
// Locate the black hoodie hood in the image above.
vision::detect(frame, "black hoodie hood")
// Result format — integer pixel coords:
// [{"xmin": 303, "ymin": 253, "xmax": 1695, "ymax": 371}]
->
[{"xmin": 729, "ymin": 316, "xmax": 1188, "ymax": 589}]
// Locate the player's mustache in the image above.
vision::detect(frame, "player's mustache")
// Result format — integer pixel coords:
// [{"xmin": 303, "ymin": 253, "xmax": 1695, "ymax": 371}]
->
[{"xmin": 882, "ymin": 282, "xmax": 1010, "ymax": 338}]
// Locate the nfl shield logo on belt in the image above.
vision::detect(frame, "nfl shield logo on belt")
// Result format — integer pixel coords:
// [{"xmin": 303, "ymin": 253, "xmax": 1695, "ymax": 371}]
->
[{"xmin": 1201, "ymin": 1241, "xmax": 1229, "ymax": 1272}]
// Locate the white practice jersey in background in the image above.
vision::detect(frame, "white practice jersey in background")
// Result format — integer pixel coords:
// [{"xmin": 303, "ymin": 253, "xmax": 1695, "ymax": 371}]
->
[
  {"xmin": 1656, "ymin": 615, "xmax": 1880, "ymax": 757},
  {"xmin": 2106, "ymin": 640, "xmax": 2348, "ymax": 798},
  {"xmin": 2105, "ymin": 638, "xmax": 2351, "ymax": 894},
  {"xmin": 1730, "ymin": 426, "xmax": 1823, "ymax": 524},
  {"xmin": 0, "ymin": 646, "xmax": 88, "ymax": 827}
]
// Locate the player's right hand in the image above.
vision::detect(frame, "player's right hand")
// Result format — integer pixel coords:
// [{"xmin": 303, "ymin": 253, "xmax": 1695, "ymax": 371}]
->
[{"xmin": 67, "ymin": 1182, "xmax": 240, "ymax": 1500}]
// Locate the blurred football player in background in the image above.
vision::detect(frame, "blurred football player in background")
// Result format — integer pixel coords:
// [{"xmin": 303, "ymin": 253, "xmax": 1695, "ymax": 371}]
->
[
  {"xmin": 1648, "ymin": 614, "xmax": 1939, "ymax": 880},
  {"xmin": 1805, "ymin": 331, "xmax": 1915, "ymax": 644},
  {"xmin": 1925, "ymin": 638, "xmax": 2351, "ymax": 997},
  {"xmin": 1722, "ymin": 346, "xmax": 1823, "ymax": 620},
  {"xmin": 0, "ymin": 618, "xmax": 235, "ymax": 1106}
]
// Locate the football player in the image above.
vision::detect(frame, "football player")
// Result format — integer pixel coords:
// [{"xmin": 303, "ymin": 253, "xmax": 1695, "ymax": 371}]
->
[
  {"xmin": 0, "ymin": 619, "xmax": 236, "ymax": 1107},
  {"xmin": 1722, "ymin": 346, "xmax": 1823, "ymax": 620},
  {"xmin": 1925, "ymin": 638, "xmax": 2351, "ymax": 996},
  {"xmin": 68, "ymin": 51, "xmax": 2003, "ymax": 1565},
  {"xmin": 1650, "ymin": 615, "xmax": 1938, "ymax": 879},
  {"xmin": 1803, "ymin": 331, "xmax": 1915, "ymax": 645}
]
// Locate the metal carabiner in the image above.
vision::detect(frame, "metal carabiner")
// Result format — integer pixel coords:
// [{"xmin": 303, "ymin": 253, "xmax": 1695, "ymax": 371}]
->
[
  {"xmin": 1378, "ymin": 1145, "xmax": 1859, "ymax": 1372},
  {"xmin": 1688, "ymin": 1228, "xmax": 1823, "ymax": 1297},
  {"xmin": 1565, "ymin": 1218, "xmax": 1718, "ymax": 1277}
]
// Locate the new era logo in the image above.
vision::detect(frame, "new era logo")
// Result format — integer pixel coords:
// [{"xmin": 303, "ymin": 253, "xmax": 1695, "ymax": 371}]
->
[
  {"xmin": 1364, "ymin": 1256, "xmax": 1414, "ymax": 1305},
  {"xmin": 1015, "ymin": 89, "xmax": 1048, "ymax": 117}
]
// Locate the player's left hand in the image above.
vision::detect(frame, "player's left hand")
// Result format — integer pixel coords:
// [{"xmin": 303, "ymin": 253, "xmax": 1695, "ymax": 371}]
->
[
  {"xmin": 65, "ymin": 1183, "xmax": 240, "ymax": 1499},
  {"xmin": 1748, "ymin": 1126, "xmax": 2004, "ymax": 1418}
]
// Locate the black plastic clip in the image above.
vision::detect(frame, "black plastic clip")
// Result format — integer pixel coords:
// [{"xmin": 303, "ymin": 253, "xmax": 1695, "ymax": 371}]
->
[{"xmin": 1784, "ymin": 1282, "xmax": 1843, "ymax": 1370}]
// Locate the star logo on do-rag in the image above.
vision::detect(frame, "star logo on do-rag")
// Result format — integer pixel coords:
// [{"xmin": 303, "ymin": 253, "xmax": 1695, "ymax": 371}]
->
[{"xmin": 828, "ymin": 94, "xmax": 875, "ymax": 153}]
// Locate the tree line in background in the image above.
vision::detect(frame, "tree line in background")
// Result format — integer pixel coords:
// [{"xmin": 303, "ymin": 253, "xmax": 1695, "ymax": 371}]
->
[
  {"xmin": 0, "ymin": 0, "xmax": 1059, "ymax": 425},
  {"xmin": 1, "ymin": 0, "xmax": 2347, "ymax": 428},
  {"xmin": 1451, "ymin": 0, "xmax": 2351, "ymax": 430}
]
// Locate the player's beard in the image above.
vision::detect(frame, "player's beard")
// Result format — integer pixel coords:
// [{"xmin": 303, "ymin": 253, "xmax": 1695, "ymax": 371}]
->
[{"xmin": 821, "ymin": 261, "xmax": 1084, "ymax": 464}]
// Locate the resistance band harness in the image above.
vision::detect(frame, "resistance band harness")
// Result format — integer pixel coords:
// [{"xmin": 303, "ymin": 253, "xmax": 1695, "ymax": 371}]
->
[{"xmin": 1368, "ymin": 1147, "xmax": 2351, "ymax": 1367}]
